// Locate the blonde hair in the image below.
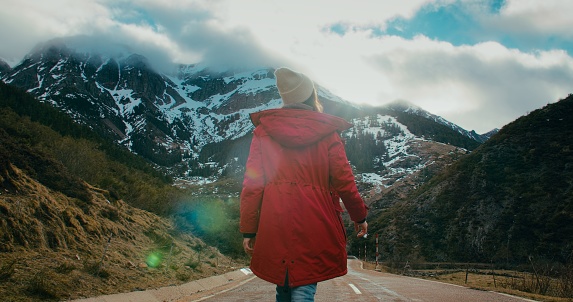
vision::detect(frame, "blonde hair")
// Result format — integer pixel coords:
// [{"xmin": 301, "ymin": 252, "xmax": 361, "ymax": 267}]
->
[{"xmin": 303, "ymin": 89, "xmax": 323, "ymax": 112}]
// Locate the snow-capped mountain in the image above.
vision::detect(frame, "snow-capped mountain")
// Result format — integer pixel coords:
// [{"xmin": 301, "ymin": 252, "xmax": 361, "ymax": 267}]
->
[{"xmin": 1, "ymin": 38, "xmax": 485, "ymax": 196}]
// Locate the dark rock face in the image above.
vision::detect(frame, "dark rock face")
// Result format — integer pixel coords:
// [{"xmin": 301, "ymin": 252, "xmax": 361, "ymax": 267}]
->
[{"xmin": 0, "ymin": 59, "xmax": 10, "ymax": 77}]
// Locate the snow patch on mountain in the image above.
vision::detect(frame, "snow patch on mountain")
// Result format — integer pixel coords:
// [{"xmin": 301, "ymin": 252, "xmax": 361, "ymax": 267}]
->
[{"xmin": 346, "ymin": 113, "xmax": 437, "ymax": 188}]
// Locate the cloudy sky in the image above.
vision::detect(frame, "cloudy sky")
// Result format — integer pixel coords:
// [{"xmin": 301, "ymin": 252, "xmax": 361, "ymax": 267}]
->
[{"xmin": 1, "ymin": 0, "xmax": 572, "ymax": 133}]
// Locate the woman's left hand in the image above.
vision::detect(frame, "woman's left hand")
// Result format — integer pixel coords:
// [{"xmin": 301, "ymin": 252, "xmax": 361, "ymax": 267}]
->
[{"xmin": 243, "ymin": 237, "xmax": 256, "ymax": 256}]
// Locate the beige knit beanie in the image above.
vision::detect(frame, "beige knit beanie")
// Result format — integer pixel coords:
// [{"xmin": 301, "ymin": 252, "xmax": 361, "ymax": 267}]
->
[{"xmin": 274, "ymin": 67, "xmax": 315, "ymax": 105}]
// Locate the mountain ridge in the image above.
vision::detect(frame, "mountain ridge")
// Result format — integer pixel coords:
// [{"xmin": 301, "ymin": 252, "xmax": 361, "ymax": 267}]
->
[{"xmin": 1, "ymin": 38, "xmax": 486, "ymax": 188}]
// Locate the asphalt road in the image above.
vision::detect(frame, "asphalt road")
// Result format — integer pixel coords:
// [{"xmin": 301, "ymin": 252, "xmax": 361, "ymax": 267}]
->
[{"xmin": 177, "ymin": 260, "xmax": 536, "ymax": 302}]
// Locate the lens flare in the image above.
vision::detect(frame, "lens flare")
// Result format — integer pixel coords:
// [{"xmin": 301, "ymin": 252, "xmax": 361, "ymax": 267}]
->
[
  {"xmin": 173, "ymin": 196, "xmax": 233, "ymax": 235},
  {"xmin": 245, "ymin": 167, "xmax": 261, "ymax": 180},
  {"xmin": 146, "ymin": 252, "xmax": 162, "ymax": 268}
]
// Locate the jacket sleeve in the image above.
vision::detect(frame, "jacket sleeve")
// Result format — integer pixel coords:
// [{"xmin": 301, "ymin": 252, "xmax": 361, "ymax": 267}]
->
[
  {"xmin": 328, "ymin": 132, "xmax": 368, "ymax": 222},
  {"xmin": 240, "ymin": 132, "xmax": 266, "ymax": 235}
]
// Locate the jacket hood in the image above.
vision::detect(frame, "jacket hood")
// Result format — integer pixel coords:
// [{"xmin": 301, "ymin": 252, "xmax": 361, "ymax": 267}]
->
[{"xmin": 250, "ymin": 109, "xmax": 352, "ymax": 148}]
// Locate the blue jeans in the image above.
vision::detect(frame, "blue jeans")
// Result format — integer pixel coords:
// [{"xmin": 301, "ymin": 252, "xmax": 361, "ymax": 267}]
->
[{"xmin": 276, "ymin": 274, "xmax": 317, "ymax": 302}]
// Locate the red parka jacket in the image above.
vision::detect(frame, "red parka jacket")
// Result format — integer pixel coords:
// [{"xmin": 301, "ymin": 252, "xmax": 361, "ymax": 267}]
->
[{"xmin": 240, "ymin": 107, "xmax": 368, "ymax": 287}]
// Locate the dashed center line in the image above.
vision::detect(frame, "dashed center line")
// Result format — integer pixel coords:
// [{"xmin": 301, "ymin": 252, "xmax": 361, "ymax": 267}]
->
[{"xmin": 348, "ymin": 283, "xmax": 362, "ymax": 294}]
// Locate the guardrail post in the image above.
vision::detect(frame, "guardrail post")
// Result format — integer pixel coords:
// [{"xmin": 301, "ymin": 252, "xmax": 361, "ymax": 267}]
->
[{"xmin": 375, "ymin": 233, "xmax": 379, "ymax": 269}]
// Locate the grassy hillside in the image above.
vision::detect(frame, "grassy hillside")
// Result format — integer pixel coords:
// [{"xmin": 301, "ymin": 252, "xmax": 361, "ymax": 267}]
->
[
  {"xmin": 363, "ymin": 93, "xmax": 573, "ymax": 267},
  {"xmin": 0, "ymin": 154, "xmax": 238, "ymax": 301}
]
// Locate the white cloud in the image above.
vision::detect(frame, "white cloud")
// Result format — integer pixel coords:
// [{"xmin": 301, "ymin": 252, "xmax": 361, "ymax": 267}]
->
[
  {"xmin": 476, "ymin": 0, "xmax": 573, "ymax": 51},
  {"xmin": 0, "ymin": 0, "xmax": 109, "ymax": 59},
  {"xmin": 498, "ymin": 0, "xmax": 573, "ymax": 37},
  {"xmin": 366, "ymin": 36, "xmax": 573, "ymax": 132},
  {"xmin": 1, "ymin": 0, "xmax": 572, "ymax": 133}
]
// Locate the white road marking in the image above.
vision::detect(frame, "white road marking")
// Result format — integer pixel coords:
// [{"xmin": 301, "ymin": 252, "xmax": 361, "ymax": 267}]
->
[
  {"xmin": 414, "ymin": 276, "xmax": 467, "ymax": 288},
  {"xmin": 193, "ymin": 276, "xmax": 257, "ymax": 301},
  {"xmin": 493, "ymin": 291, "xmax": 538, "ymax": 301},
  {"xmin": 348, "ymin": 283, "xmax": 362, "ymax": 294}
]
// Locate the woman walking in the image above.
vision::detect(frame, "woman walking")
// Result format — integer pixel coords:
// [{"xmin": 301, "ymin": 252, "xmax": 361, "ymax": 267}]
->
[{"xmin": 240, "ymin": 67, "xmax": 369, "ymax": 302}]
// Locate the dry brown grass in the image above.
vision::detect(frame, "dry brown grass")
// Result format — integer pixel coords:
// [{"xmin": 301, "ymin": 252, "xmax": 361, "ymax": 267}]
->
[
  {"xmin": 0, "ymin": 249, "xmax": 245, "ymax": 302},
  {"xmin": 0, "ymin": 164, "xmax": 247, "ymax": 301},
  {"xmin": 363, "ymin": 262, "xmax": 573, "ymax": 302}
]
